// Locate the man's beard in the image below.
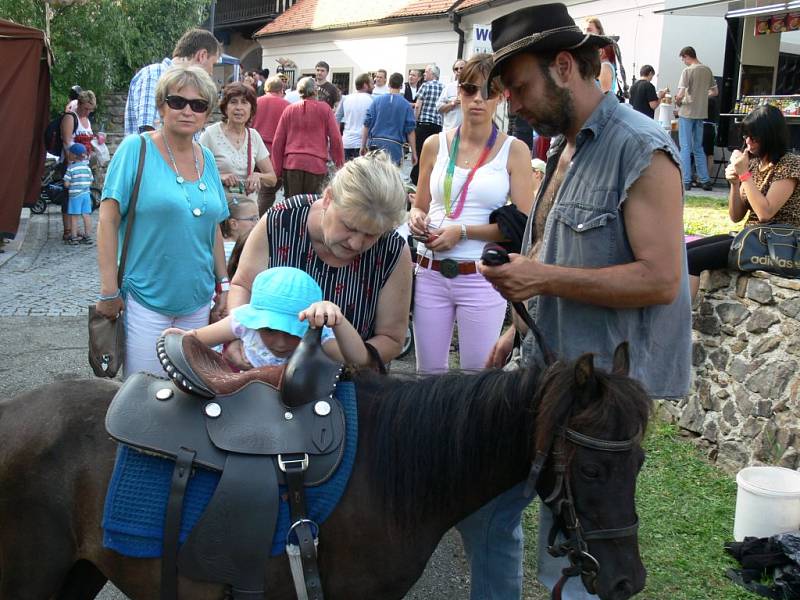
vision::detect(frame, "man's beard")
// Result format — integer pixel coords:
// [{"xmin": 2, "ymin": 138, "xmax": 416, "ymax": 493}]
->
[{"xmin": 528, "ymin": 69, "xmax": 574, "ymax": 138}]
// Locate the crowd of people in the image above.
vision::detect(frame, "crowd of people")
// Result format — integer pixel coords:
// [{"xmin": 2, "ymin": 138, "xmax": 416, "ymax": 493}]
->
[{"xmin": 43, "ymin": 2, "xmax": 797, "ymax": 599}]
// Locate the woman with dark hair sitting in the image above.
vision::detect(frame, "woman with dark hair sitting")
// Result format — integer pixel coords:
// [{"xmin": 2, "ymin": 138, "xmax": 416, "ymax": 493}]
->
[{"xmin": 687, "ymin": 104, "xmax": 800, "ymax": 297}]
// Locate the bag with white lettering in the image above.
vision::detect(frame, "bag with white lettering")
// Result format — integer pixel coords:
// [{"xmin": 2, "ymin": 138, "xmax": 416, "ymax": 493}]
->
[{"xmin": 728, "ymin": 223, "xmax": 800, "ymax": 278}]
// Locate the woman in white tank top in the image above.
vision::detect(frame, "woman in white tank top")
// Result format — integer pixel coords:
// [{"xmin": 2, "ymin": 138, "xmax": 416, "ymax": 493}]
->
[{"xmin": 408, "ymin": 54, "xmax": 533, "ymax": 374}]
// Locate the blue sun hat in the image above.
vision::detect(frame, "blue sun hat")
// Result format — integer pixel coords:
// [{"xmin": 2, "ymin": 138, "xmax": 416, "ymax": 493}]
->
[
  {"xmin": 68, "ymin": 142, "xmax": 87, "ymax": 157},
  {"xmin": 233, "ymin": 267, "xmax": 322, "ymax": 337}
]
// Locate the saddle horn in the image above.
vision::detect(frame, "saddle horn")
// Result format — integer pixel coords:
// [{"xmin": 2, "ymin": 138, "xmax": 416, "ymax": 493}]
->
[{"xmin": 282, "ymin": 326, "xmax": 343, "ymax": 408}]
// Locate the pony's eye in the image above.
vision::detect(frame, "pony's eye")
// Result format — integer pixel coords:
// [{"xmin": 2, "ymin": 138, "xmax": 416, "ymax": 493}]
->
[{"xmin": 580, "ymin": 464, "xmax": 602, "ymax": 479}]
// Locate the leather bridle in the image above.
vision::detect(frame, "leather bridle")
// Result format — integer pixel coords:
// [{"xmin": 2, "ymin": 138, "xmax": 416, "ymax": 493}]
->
[
  {"xmin": 500, "ymin": 271, "xmax": 641, "ymax": 598},
  {"xmin": 539, "ymin": 427, "xmax": 640, "ymax": 599}
]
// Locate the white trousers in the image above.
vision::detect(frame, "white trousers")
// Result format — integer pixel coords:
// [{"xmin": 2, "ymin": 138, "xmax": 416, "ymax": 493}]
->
[{"xmin": 123, "ymin": 295, "xmax": 210, "ymax": 379}]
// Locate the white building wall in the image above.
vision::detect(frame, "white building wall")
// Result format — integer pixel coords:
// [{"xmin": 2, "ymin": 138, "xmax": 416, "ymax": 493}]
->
[
  {"xmin": 461, "ymin": 0, "xmax": 666, "ymax": 89},
  {"xmin": 254, "ymin": 0, "xmax": 730, "ymax": 94},
  {"xmin": 258, "ymin": 20, "xmax": 459, "ymax": 91},
  {"xmin": 658, "ymin": 0, "xmax": 727, "ymax": 92}
]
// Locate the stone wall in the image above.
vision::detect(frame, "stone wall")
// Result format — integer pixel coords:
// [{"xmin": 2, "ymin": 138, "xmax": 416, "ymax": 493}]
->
[
  {"xmin": 103, "ymin": 91, "xmax": 127, "ymax": 157},
  {"xmin": 101, "ymin": 90, "xmax": 222, "ymax": 158},
  {"xmin": 665, "ymin": 270, "xmax": 800, "ymax": 473}
]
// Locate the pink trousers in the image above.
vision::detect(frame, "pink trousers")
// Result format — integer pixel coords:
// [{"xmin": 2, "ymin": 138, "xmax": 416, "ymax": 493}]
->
[{"xmin": 413, "ymin": 266, "xmax": 507, "ymax": 374}]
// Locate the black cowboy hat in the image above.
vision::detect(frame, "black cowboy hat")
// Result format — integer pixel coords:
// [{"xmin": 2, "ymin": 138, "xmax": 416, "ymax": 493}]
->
[{"xmin": 490, "ymin": 3, "xmax": 614, "ymax": 81}]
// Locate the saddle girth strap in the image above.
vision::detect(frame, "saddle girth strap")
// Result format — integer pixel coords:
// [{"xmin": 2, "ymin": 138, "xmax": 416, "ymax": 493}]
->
[
  {"xmin": 161, "ymin": 446, "xmax": 196, "ymax": 600},
  {"xmin": 284, "ymin": 454, "xmax": 324, "ymax": 600},
  {"xmin": 177, "ymin": 454, "xmax": 279, "ymax": 599}
]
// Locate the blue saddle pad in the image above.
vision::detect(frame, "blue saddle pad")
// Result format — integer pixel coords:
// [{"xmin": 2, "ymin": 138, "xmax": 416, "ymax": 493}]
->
[{"xmin": 102, "ymin": 381, "xmax": 357, "ymax": 558}]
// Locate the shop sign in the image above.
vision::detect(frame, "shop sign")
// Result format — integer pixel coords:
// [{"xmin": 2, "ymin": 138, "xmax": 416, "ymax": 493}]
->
[
  {"xmin": 471, "ymin": 24, "xmax": 492, "ymax": 55},
  {"xmin": 755, "ymin": 12, "xmax": 800, "ymax": 35}
]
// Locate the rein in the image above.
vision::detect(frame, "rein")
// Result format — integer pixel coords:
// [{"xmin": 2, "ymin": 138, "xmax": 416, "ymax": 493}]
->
[{"xmin": 543, "ymin": 428, "xmax": 640, "ymax": 600}]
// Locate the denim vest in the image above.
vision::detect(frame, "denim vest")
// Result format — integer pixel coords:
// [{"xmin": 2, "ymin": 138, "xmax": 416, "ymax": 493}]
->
[{"xmin": 522, "ymin": 93, "xmax": 691, "ymax": 399}]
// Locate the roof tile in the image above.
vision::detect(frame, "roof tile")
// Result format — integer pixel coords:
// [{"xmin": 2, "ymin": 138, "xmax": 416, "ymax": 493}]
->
[{"xmin": 257, "ymin": 0, "xmax": 492, "ymax": 36}]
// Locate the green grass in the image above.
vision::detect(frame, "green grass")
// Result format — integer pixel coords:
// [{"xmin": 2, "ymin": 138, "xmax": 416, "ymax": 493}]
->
[
  {"xmin": 521, "ymin": 422, "xmax": 757, "ymax": 600},
  {"xmin": 684, "ymin": 195, "xmax": 747, "ymax": 236}
]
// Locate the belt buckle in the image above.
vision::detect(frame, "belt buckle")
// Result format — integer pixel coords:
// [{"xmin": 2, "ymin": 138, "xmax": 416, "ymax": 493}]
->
[{"xmin": 439, "ymin": 258, "xmax": 459, "ymax": 279}]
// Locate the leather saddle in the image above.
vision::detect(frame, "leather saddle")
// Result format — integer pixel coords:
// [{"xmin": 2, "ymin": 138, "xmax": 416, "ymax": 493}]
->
[{"xmin": 106, "ymin": 327, "xmax": 344, "ymax": 600}]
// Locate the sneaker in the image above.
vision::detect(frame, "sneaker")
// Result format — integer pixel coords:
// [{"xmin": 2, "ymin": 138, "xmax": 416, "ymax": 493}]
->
[
  {"xmin": 684, "ymin": 183, "xmax": 692, "ymax": 192},
  {"xmin": 701, "ymin": 181, "xmax": 713, "ymax": 191},
  {"xmin": 78, "ymin": 235, "xmax": 93, "ymax": 244},
  {"xmin": 67, "ymin": 237, "xmax": 80, "ymax": 246}
]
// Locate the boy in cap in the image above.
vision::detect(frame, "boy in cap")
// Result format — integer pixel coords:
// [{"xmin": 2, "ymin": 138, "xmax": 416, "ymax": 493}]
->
[
  {"xmin": 63, "ymin": 142, "xmax": 94, "ymax": 245},
  {"xmin": 164, "ymin": 267, "xmax": 370, "ymax": 368}
]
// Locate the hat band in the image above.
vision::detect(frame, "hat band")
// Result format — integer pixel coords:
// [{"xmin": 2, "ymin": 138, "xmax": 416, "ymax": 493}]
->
[{"xmin": 492, "ymin": 25, "xmax": 587, "ymax": 64}]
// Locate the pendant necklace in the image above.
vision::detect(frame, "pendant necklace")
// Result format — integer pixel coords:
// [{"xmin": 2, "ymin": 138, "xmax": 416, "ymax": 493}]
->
[{"xmin": 163, "ymin": 131, "xmax": 208, "ymax": 217}]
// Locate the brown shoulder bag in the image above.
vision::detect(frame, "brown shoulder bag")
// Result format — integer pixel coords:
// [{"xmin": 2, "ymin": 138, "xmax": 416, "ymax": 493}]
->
[{"xmin": 88, "ymin": 135, "xmax": 146, "ymax": 377}]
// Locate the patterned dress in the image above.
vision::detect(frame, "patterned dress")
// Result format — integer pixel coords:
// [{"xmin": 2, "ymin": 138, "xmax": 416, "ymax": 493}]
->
[
  {"xmin": 265, "ymin": 195, "xmax": 405, "ymax": 339},
  {"xmin": 743, "ymin": 153, "xmax": 800, "ymax": 225}
]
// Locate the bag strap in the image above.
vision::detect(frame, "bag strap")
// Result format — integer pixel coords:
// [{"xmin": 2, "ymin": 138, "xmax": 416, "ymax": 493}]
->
[
  {"xmin": 117, "ymin": 135, "xmax": 147, "ymax": 289},
  {"xmin": 247, "ymin": 128, "xmax": 253, "ymax": 177}
]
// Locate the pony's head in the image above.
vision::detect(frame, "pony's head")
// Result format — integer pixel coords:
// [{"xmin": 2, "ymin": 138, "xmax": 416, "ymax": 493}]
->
[{"xmin": 533, "ymin": 343, "xmax": 651, "ymax": 600}]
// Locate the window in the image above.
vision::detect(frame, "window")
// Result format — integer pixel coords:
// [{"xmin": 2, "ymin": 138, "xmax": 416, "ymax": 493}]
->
[{"xmin": 332, "ymin": 71, "xmax": 352, "ymax": 96}]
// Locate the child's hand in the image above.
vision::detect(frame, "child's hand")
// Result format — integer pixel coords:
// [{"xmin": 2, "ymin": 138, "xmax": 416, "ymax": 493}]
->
[
  {"xmin": 299, "ymin": 301, "xmax": 343, "ymax": 328},
  {"xmin": 162, "ymin": 327, "xmax": 189, "ymax": 337}
]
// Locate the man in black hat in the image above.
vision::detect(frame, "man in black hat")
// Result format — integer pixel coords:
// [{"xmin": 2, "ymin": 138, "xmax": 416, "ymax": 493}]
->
[{"xmin": 471, "ymin": 3, "xmax": 692, "ymax": 599}]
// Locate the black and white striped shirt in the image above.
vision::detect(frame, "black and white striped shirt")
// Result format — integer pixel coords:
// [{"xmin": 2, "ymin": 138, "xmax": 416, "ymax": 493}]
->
[{"xmin": 266, "ymin": 195, "xmax": 405, "ymax": 339}]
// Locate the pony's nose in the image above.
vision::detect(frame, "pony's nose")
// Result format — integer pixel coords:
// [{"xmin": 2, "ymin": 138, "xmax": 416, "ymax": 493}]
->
[{"xmin": 609, "ymin": 576, "xmax": 634, "ymax": 599}]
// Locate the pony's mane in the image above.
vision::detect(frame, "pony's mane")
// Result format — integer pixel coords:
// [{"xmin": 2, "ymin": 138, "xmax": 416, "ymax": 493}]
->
[
  {"xmin": 355, "ymin": 358, "xmax": 652, "ymax": 528},
  {"xmin": 356, "ymin": 366, "xmax": 542, "ymax": 527}
]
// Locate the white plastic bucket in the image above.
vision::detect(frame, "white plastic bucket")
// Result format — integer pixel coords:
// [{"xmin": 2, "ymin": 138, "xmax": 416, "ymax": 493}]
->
[{"xmin": 733, "ymin": 466, "xmax": 800, "ymax": 541}]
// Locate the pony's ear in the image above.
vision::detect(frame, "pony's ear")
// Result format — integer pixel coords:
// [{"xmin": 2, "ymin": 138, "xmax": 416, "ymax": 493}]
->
[
  {"xmin": 574, "ymin": 353, "xmax": 595, "ymax": 389},
  {"xmin": 612, "ymin": 342, "xmax": 630, "ymax": 376}
]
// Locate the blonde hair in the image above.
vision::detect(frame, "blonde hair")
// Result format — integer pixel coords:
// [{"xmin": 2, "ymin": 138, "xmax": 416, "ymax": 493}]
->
[
  {"xmin": 265, "ymin": 75, "xmax": 284, "ymax": 93},
  {"xmin": 221, "ymin": 194, "xmax": 257, "ymax": 237},
  {"xmin": 328, "ymin": 151, "xmax": 406, "ymax": 233},
  {"xmin": 155, "ymin": 65, "xmax": 218, "ymax": 114},
  {"xmin": 585, "ymin": 16, "xmax": 605, "ymax": 35},
  {"xmin": 77, "ymin": 90, "xmax": 96, "ymax": 107}
]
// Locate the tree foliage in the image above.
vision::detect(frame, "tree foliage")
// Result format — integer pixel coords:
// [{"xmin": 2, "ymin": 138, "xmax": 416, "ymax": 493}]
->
[{"xmin": 0, "ymin": 0, "xmax": 209, "ymax": 119}]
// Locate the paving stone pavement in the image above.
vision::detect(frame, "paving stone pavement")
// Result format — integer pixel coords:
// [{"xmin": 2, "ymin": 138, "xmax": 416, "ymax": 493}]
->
[{"xmin": 0, "ymin": 208, "xmax": 100, "ymax": 316}]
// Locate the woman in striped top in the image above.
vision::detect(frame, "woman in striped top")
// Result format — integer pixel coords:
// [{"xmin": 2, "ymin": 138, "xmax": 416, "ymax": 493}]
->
[{"xmin": 228, "ymin": 152, "xmax": 412, "ymax": 367}]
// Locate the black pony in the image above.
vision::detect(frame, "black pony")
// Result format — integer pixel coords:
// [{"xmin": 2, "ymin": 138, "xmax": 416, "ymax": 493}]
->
[{"xmin": 0, "ymin": 346, "xmax": 649, "ymax": 599}]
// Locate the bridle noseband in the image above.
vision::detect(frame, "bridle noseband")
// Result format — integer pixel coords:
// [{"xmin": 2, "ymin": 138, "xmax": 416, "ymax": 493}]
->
[{"xmin": 527, "ymin": 427, "xmax": 640, "ymax": 599}]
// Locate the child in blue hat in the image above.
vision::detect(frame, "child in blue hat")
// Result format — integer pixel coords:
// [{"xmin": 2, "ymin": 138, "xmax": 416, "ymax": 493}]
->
[
  {"xmin": 164, "ymin": 267, "xmax": 370, "ymax": 368},
  {"xmin": 63, "ymin": 142, "xmax": 94, "ymax": 245}
]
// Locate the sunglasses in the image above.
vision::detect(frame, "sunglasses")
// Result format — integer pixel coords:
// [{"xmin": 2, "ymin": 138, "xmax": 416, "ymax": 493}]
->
[
  {"xmin": 459, "ymin": 82, "xmax": 503, "ymax": 100},
  {"xmin": 165, "ymin": 95, "xmax": 209, "ymax": 113},
  {"xmin": 234, "ymin": 215, "xmax": 260, "ymax": 222}
]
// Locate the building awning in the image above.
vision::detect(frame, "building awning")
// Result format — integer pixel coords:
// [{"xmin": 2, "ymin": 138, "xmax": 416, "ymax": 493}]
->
[{"xmin": 656, "ymin": 0, "xmax": 800, "ymax": 18}]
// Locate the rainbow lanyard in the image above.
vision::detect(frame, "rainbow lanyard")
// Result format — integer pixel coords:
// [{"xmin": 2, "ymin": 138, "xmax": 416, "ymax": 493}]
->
[{"xmin": 442, "ymin": 124, "xmax": 499, "ymax": 219}]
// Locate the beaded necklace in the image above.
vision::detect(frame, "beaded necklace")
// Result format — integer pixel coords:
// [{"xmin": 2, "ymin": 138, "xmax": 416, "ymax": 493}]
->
[
  {"xmin": 163, "ymin": 131, "xmax": 208, "ymax": 217},
  {"xmin": 442, "ymin": 124, "xmax": 498, "ymax": 219}
]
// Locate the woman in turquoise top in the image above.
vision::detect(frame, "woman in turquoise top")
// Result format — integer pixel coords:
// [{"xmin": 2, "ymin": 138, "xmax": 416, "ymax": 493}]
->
[
  {"xmin": 585, "ymin": 16, "xmax": 618, "ymax": 95},
  {"xmin": 96, "ymin": 65, "xmax": 229, "ymax": 378}
]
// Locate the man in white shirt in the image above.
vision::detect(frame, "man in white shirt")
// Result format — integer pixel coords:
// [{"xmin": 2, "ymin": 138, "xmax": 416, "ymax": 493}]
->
[
  {"xmin": 336, "ymin": 73, "xmax": 374, "ymax": 160},
  {"xmin": 436, "ymin": 59, "xmax": 466, "ymax": 130},
  {"xmin": 372, "ymin": 69, "xmax": 389, "ymax": 95}
]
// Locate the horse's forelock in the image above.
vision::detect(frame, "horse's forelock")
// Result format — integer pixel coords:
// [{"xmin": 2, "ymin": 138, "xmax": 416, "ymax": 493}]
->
[
  {"xmin": 533, "ymin": 361, "xmax": 651, "ymax": 450},
  {"xmin": 568, "ymin": 371, "xmax": 652, "ymax": 441}
]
